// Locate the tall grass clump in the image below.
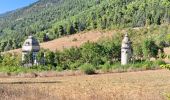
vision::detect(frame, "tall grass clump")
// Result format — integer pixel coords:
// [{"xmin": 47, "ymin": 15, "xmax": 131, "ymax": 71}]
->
[
  {"xmin": 100, "ymin": 62, "xmax": 112, "ymax": 73},
  {"xmin": 80, "ymin": 63, "xmax": 95, "ymax": 75}
]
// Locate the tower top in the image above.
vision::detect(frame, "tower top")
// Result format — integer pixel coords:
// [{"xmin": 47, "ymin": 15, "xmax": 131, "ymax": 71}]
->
[
  {"xmin": 125, "ymin": 33, "xmax": 128, "ymax": 37},
  {"xmin": 122, "ymin": 33, "xmax": 130, "ymax": 43},
  {"xmin": 22, "ymin": 35, "xmax": 40, "ymax": 52},
  {"xmin": 122, "ymin": 33, "xmax": 131, "ymax": 49},
  {"xmin": 28, "ymin": 35, "xmax": 33, "ymax": 39}
]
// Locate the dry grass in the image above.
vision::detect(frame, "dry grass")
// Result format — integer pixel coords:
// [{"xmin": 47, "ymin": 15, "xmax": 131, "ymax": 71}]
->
[{"xmin": 0, "ymin": 69, "xmax": 170, "ymax": 100}]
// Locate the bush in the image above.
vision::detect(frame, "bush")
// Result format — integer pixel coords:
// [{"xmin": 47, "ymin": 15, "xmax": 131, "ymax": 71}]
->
[
  {"xmin": 120, "ymin": 64, "xmax": 131, "ymax": 72},
  {"xmin": 1, "ymin": 53, "xmax": 21, "ymax": 66},
  {"xmin": 69, "ymin": 61, "xmax": 82, "ymax": 70},
  {"xmin": 100, "ymin": 62, "xmax": 112, "ymax": 72},
  {"xmin": 112, "ymin": 63, "xmax": 121, "ymax": 69},
  {"xmin": 81, "ymin": 42, "xmax": 105, "ymax": 66},
  {"xmin": 8, "ymin": 66, "xmax": 23, "ymax": 73},
  {"xmin": 57, "ymin": 47, "xmax": 81, "ymax": 70},
  {"xmin": 80, "ymin": 63, "xmax": 95, "ymax": 75},
  {"xmin": 154, "ymin": 60, "xmax": 166, "ymax": 66},
  {"xmin": 142, "ymin": 39, "xmax": 159, "ymax": 59},
  {"xmin": 131, "ymin": 63, "xmax": 143, "ymax": 68},
  {"xmin": 141, "ymin": 61, "xmax": 152, "ymax": 70},
  {"xmin": 164, "ymin": 93, "xmax": 170, "ymax": 100},
  {"xmin": 56, "ymin": 66, "xmax": 64, "ymax": 72},
  {"xmin": 111, "ymin": 60, "xmax": 161, "ymax": 71},
  {"xmin": 160, "ymin": 64, "xmax": 170, "ymax": 70},
  {"xmin": 0, "ymin": 66, "xmax": 31, "ymax": 74}
]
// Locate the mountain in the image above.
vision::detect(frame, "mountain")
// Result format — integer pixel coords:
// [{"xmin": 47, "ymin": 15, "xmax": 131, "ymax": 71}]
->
[{"xmin": 0, "ymin": 0, "xmax": 170, "ymax": 52}]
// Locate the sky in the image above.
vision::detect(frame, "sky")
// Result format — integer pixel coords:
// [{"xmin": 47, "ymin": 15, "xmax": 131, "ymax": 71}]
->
[{"xmin": 0, "ymin": 0, "xmax": 38, "ymax": 14}]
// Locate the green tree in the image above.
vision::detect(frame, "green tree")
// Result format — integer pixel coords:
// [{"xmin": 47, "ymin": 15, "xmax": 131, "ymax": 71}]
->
[
  {"xmin": 23, "ymin": 52, "xmax": 33, "ymax": 65},
  {"xmin": 2, "ymin": 53, "xmax": 20, "ymax": 66},
  {"xmin": 142, "ymin": 39, "xmax": 159, "ymax": 59},
  {"xmin": 81, "ymin": 42, "xmax": 104, "ymax": 66},
  {"xmin": 58, "ymin": 25, "xmax": 65, "ymax": 37},
  {"xmin": 44, "ymin": 50, "xmax": 55, "ymax": 66}
]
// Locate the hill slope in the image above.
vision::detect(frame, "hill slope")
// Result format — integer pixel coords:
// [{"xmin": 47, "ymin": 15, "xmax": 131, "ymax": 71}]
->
[{"xmin": 7, "ymin": 30, "xmax": 114, "ymax": 54}]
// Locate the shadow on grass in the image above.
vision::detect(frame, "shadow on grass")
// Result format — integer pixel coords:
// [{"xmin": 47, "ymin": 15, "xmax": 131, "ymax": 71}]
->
[{"xmin": 0, "ymin": 81, "xmax": 61, "ymax": 84}]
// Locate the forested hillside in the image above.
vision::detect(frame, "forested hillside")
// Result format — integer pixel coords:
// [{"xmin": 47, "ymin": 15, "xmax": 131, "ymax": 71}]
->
[{"xmin": 0, "ymin": 0, "xmax": 170, "ymax": 51}]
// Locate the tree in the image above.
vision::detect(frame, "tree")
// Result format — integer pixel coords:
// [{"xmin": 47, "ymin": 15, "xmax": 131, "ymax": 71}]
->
[
  {"xmin": 81, "ymin": 42, "xmax": 104, "ymax": 66},
  {"xmin": 142, "ymin": 39, "xmax": 159, "ymax": 59},
  {"xmin": 37, "ymin": 50, "xmax": 45, "ymax": 65},
  {"xmin": 73, "ymin": 21, "xmax": 79, "ymax": 32},
  {"xmin": 58, "ymin": 25, "xmax": 65, "ymax": 37},
  {"xmin": 23, "ymin": 52, "xmax": 34, "ymax": 65},
  {"xmin": 44, "ymin": 50, "xmax": 55, "ymax": 66},
  {"xmin": 67, "ymin": 24, "xmax": 76, "ymax": 35},
  {"xmin": 55, "ymin": 47, "xmax": 81, "ymax": 70},
  {"xmin": 99, "ymin": 36, "xmax": 121, "ymax": 61},
  {"xmin": 1, "ymin": 53, "xmax": 20, "ymax": 66},
  {"xmin": 4, "ymin": 40, "xmax": 13, "ymax": 51}
]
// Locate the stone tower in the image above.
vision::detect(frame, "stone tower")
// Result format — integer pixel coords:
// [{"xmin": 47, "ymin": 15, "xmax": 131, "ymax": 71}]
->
[
  {"xmin": 121, "ymin": 33, "xmax": 132, "ymax": 65},
  {"xmin": 22, "ymin": 35, "xmax": 40, "ymax": 66}
]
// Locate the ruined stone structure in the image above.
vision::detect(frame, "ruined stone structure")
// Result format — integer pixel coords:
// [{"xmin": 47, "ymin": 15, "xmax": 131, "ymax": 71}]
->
[
  {"xmin": 22, "ymin": 36, "xmax": 40, "ymax": 66},
  {"xmin": 121, "ymin": 33, "xmax": 132, "ymax": 65}
]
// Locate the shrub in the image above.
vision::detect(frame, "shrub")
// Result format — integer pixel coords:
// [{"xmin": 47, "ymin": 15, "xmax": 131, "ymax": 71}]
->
[
  {"xmin": 142, "ymin": 39, "xmax": 159, "ymax": 59},
  {"xmin": 131, "ymin": 63, "xmax": 143, "ymax": 68},
  {"xmin": 154, "ymin": 60, "xmax": 166, "ymax": 66},
  {"xmin": 44, "ymin": 50, "xmax": 55, "ymax": 65},
  {"xmin": 57, "ymin": 47, "xmax": 81, "ymax": 70},
  {"xmin": 72, "ymin": 38, "xmax": 78, "ymax": 42},
  {"xmin": 1, "ymin": 53, "xmax": 21, "ymax": 66},
  {"xmin": 69, "ymin": 61, "xmax": 81, "ymax": 70},
  {"xmin": 101, "ymin": 62, "xmax": 112, "ymax": 72},
  {"xmin": 160, "ymin": 64, "xmax": 170, "ymax": 70},
  {"xmin": 112, "ymin": 63, "xmax": 121, "ymax": 69},
  {"xmin": 0, "ymin": 66, "xmax": 29, "ymax": 74},
  {"xmin": 119, "ymin": 64, "xmax": 131, "ymax": 72},
  {"xmin": 141, "ymin": 61, "xmax": 152, "ymax": 70},
  {"xmin": 164, "ymin": 93, "xmax": 170, "ymax": 100},
  {"xmin": 8, "ymin": 66, "xmax": 22, "ymax": 73},
  {"xmin": 81, "ymin": 42, "xmax": 104, "ymax": 66},
  {"xmin": 56, "ymin": 66, "xmax": 64, "ymax": 72},
  {"xmin": 80, "ymin": 63, "xmax": 95, "ymax": 75}
]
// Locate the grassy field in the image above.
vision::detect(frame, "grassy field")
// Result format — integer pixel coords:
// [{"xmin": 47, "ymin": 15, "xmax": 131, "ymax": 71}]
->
[{"xmin": 0, "ymin": 69, "xmax": 170, "ymax": 100}]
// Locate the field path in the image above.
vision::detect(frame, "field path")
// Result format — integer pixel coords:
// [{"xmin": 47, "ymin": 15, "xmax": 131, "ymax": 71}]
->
[{"xmin": 0, "ymin": 69, "xmax": 170, "ymax": 100}]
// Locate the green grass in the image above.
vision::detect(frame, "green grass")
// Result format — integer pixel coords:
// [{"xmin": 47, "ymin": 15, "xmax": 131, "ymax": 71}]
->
[
  {"xmin": 80, "ymin": 63, "xmax": 95, "ymax": 75},
  {"xmin": 0, "ymin": 65, "xmax": 56, "ymax": 74},
  {"xmin": 0, "ymin": 60, "xmax": 165, "ymax": 74}
]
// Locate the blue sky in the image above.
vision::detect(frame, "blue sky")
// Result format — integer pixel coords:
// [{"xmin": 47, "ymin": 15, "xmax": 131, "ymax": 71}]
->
[{"xmin": 0, "ymin": 0, "xmax": 38, "ymax": 14}]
